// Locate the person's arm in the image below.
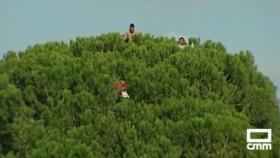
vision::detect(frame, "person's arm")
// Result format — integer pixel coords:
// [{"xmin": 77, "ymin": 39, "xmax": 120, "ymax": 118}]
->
[{"xmin": 123, "ymin": 32, "xmax": 129, "ymax": 42}]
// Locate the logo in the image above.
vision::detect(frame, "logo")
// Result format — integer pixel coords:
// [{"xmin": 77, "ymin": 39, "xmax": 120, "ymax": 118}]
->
[{"xmin": 246, "ymin": 129, "xmax": 272, "ymax": 150}]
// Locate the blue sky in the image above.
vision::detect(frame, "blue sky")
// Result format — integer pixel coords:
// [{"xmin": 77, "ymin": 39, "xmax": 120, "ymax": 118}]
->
[{"xmin": 0, "ymin": 0, "xmax": 279, "ymax": 98}]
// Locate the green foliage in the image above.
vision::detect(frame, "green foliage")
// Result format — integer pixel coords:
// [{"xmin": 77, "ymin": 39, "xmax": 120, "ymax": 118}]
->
[{"xmin": 0, "ymin": 33, "xmax": 279, "ymax": 158}]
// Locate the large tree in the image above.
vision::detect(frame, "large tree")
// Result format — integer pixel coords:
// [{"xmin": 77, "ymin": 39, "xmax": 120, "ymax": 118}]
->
[{"xmin": 0, "ymin": 33, "xmax": 279, "ymax": 158}]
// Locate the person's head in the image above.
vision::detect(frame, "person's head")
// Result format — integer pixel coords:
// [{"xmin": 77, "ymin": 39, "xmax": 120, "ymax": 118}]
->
[
  {"xmin": 129, "ymin": 23, "xmax": 135, "ymax": 33},
  {"xmin": 178, "ymin": 37, "xmax": 186, "ymax": 45}
]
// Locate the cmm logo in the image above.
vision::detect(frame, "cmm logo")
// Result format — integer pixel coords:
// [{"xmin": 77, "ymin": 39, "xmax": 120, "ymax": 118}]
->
[{"xmin": 247, "ymin": 129, "xmax": 272, "ymax": 150}]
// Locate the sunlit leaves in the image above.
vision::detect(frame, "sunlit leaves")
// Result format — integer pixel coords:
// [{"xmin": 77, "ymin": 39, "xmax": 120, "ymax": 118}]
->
[{"xmin": 0, "ymin": 33, "xmax": 279, "ymax": 158}]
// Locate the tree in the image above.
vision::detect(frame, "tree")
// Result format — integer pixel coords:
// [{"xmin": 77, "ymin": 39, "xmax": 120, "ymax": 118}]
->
[{"xmin": 0, "ymin": 33, "xmax": 279, "ymax": 158}]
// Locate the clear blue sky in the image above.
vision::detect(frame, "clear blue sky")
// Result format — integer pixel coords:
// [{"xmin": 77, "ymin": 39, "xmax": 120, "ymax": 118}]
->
[{"xmin": 1, "ymin": 0, "xmax": 279, "ymax": 98}]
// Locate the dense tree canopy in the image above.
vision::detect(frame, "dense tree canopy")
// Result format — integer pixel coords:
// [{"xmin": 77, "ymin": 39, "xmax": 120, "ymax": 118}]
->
[{"xmin": 0, "ymin": 33, "xmax": 279, "ymax": 158}]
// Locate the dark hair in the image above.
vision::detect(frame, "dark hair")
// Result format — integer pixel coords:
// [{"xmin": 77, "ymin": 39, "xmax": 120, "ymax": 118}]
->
[
  {"xmin": 130, "ymin": 23, "xmax": 135, "ymax": 28},
  {"xmin": 179, "ymin": 37, "xmax": 185, "ymax": 41}
]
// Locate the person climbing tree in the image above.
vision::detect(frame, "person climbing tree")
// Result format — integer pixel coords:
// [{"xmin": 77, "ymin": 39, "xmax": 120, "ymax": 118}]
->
[
  {"xmin": 112, "ymin": 77, "xmax": 130, "ymax": 99},
  {"xmin": 124, "ymin": 23, "xmax": 137, "ymax": 43},
  {"xmin": 177, "ymin": 37, "xmax": 187, "ymax": 49}
]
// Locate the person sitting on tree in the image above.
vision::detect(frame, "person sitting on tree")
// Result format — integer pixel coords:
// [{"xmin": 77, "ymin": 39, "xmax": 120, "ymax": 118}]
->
[
  {"xmin": 112, "ymin": 77, "xmax": 130, "ymax": 99},
  {"xmin": 177, "ymin": 37, "xmax": 187, "ymax": 49},
  {"xmin": 124, "ymin": 23, "xmax": 137, "ymax": 43}
]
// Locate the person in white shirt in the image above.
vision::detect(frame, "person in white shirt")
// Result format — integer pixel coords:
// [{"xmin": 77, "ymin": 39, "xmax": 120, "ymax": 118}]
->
[
  {"xmin": 177, "ymin": 37, "xmax": 187, "ymax": 49},
  {"xmin": 124, "ymin": 23, "xmax": 138, "ymax": 43}
]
